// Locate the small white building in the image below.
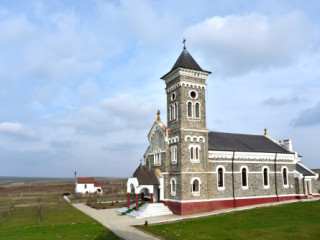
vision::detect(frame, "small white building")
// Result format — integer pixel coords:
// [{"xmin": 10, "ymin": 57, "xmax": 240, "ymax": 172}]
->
[{"xmin": 75, "ymin": 177, "xmax": 103, "ymax": 195}]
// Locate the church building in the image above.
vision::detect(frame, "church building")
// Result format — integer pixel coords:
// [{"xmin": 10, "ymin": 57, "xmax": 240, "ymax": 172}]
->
[{"xmin": 127, "ymin": 44, "xmax": 319, "ymax": 215}]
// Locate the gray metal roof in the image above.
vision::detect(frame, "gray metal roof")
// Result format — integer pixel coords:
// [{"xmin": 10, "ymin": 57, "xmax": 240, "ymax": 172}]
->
[
  {"xmin": 296, "ymin": 163, "xmax": 316, "ymax": 176},
  {"xmin": 208, "ymin": 131, "xmax": 292, "ymax": 153},
  {"xmin": 133, "ymin": 165, "xmax": 160, "ymax": 185}
]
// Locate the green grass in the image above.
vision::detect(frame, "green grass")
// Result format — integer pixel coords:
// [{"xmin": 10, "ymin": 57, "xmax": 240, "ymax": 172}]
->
[
  {"xmin": 0, "ymin": 193, "xmax": 120, "ymax": 240},
  {"xmin": 141, "ymin": 200, "xmax": 320, "ymax": 240}
]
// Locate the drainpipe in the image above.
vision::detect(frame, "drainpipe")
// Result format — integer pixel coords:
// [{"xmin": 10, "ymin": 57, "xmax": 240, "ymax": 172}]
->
[
  {"xmin": 231, "ymin": 151, "xmax": 236, "ymax": 208},
  {"xmin": 274, "ymin": 153, "xmax": 279, "ymax": 202}
]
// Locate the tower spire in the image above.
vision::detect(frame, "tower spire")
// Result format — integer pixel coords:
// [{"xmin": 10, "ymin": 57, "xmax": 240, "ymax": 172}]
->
[{"xmin": 182, "ymin": 38, "xmax": 186, "ymax": 49}]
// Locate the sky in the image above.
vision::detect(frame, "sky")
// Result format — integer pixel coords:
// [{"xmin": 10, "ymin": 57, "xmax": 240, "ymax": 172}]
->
[{"xmin": 0, "ymin": 0, "xmax": 320, "ymax": 178}]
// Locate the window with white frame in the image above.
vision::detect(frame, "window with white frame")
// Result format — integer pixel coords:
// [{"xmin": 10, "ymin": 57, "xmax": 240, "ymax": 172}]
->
[
  {"xmin": 282, "ymin": 167, "xmax": 289, "ymax": 187},
  {"xmin": 154, "ymin": 148, "xmax": 161, "ymax": 165},
  {"xmin": 195, "ymin": 102, "xmax": 200, "ymax": 118},
  {"xmin": 191, "ymin": 177, "xmax": 201, "ymax": 196},
  {"xmin": 170, "ymin": 146, "xmax": 178, "ymax": 164},
  {"xmin": 187, "ymin": 101, "xmax": 192, "ymax": 118},
  {"xmin": 170, "ymin": 103, "xmax": 178, "ymax": 121},
  {"xmin": 175, "ymin": 103, "xmax": 178, "ymax": 119},
  {"xmin": 263, "ymin": 167, "xmax": 269, "ymax": 188},
  {"xmin": 170, "ymin": 178, "xmax": 176, "ymax": 196},
  {"xmin": 189, "ymin": 144, "xmax": 200, "ymax": 163},
  {"xmin": 217, "ymin": 166, "xmax": 225, "ymax": 190},
  {"xmin": 241, "ymin": 167, "xmax": 248, "ymax": 189}
]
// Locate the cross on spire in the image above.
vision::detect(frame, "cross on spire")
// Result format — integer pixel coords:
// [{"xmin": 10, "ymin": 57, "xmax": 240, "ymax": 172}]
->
[{"xmin": 183, "ymin": 38, "xmax": 186, "ymax": 49}]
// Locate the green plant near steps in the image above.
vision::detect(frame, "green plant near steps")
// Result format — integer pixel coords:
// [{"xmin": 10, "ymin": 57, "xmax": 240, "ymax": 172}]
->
[{"xmin": 119, "ymin": 202, "xmax": 146, "ymax": 216}]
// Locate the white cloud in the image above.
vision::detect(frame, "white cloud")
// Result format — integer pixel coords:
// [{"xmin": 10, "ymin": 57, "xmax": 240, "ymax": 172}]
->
[
  {"xmin": 185, "ymin": 11, "xmax": 315, "ymax": 76},
  {"xmin": 0, "ymin": 122, "xmax": 39, "ymax": 141}
]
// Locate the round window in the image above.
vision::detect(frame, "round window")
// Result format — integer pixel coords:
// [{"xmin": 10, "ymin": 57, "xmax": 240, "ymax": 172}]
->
[
  {"xmin": 190, "ymin": 91, "xmax": 197, "ymax": 99},
  {"xmin": 171, "ymin": 93, "xmax": 176, "ymax": 101}
]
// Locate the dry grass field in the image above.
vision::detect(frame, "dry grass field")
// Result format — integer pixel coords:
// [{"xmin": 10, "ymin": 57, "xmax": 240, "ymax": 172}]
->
[{"xmin": 0, "ymin": 177, "xmax": 126, "ymax": 240}]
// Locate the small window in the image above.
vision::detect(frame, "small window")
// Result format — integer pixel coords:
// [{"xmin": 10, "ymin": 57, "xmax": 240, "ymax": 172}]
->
[
  {"xmin": 283, "ymin": 168, "xmax": 288, "ymax": 186},
  {"xmin": 170, "ymin": 146, "xmax": 177, "ymax": 164},
  {"xmin": 190, "ymin": 147, "xmax": 194, "ymax": 160},
  {"xmin": 190, "ymin": 91, "xmax": 197, "ymax": 99},
  {"xmin": 84, "ymin": 184, "xmax": 87, "ymax": 189},
  {"xmin": 218, "ymin": 168, "xmax": 223, "ymax": 187},
  {"xmin": 195, "ymin": 103, "xmax": 200, "ymax": 118},
  {"xmin": 195, "ymin": 147, "xmax": 199, "ymax": 160},
  {"xmin": 193, "ymin": 179, "xmax": 199, "ymax": 192},
  {"xmin": 171, "ymin": 93, "xmax": 176, "ymax": 101},
  {"xmin": 263, "ymin": 168, "xmax": 268, "ymax": 186},
  {"xmin": 187, "ymin": 102, "xmax": 192, "ymax": 117},
  {"xmin": 242, "ymin": 168, "xmax": 247, "ymax": 187},
  {"xmin": 171, "ymin": 179, "xmax": 176, "ymax": 193},
  {"xmin": 175, "ymin": 103, "xmax": 178, "ymax": 119}
]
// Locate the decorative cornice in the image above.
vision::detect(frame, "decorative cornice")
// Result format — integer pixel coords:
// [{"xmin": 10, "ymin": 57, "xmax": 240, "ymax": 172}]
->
[
  {"xmin": 166, "ymin": 81, "xmax": 207, "ymax": 93},
  {"xmin": 163, "ymin": 68, "xmax": 209, "ymax": 85},
  {"xmin": 208, "ymin": 151, "xmax": 295, "ymax": 161}
]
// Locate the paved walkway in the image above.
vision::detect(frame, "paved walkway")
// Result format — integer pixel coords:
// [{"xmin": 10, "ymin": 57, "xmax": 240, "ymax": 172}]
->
[{"xmin": 73, "ymin": 198, "xmax": 319, "ymax": 240}]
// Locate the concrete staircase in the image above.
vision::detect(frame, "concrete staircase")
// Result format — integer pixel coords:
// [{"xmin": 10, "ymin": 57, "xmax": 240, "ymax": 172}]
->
[{"xmin": 128, "ymin": 203, "xmax": 173, "ymax": 218}]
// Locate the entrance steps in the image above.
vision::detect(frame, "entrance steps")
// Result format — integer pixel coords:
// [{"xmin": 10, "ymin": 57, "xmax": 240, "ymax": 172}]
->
[{"xmin": 128, "ymin": 203, "xmax": 173, "ymax": 218}]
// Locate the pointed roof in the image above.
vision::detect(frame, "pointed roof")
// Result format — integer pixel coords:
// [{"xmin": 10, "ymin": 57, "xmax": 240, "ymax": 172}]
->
[
  {"xmin": 161, "ymin": 46, "xmax": 211, "ymax": 80},
  {"xmin": 171, "ymin": 48, "xmax": 203, "ymax": 71}
]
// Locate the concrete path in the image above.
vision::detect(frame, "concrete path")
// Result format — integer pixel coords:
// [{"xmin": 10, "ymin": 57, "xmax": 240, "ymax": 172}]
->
[{"xmin": 73, "ymin": 198, "xmax": 319, "ymax": 240}]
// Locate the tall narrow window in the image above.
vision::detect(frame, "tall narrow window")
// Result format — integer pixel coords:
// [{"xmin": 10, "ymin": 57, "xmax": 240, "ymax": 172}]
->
[
  {"xmin": 195, "ymin": 103, "xmax": 200, "ymax": 118},
  {"xmin": 190, "ymin": 147, "xmax": 194, "ymax": 159},
  {"xmin": 193, "ymin": 179, "xmax": 199, "ymax": 192},
  {"xmin": 195, "ymin": 147, "xmax": 199, "ymax": 160},
  {"xmin": 187, "ymin": 102, "xmax": 192, "ymax": 117},
  {"xmin": 171, "ymin": 179, "xmax": 176, "ymax": 192},
  {"xmin": 242, "ymin": 168, "xmax": 247, "ymax": 187},
  {"xmin": 263, "ymin": 168, "xmax": 268, "ymax": 186},
  {"xmin": 170, "ymin": 105, "xmax": 174, "ymax": 120},
  {"xmin": 283, "ymin": 168, "xmax": 288, "ymax": 185},
  {"xmin": 218, "ymin": 168, "xmax": 223, "ymax": 187},
  {"xmin": 175, "ymin": 103, "xmax": 178, "ymax": 119}
]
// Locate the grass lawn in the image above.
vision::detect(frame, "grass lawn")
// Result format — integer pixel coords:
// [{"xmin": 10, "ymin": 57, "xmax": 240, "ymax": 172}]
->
[
  {"xmin": 0, "ymin": 193, "xmax": 120, "ymax": 240},
  {"xmin": 141, "ymin": 200, "xmax": 320, "ymax": 240}
]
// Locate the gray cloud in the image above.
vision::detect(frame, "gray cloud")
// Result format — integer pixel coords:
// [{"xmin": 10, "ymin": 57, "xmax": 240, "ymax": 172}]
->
[
  {"xmin": 292, "ymin": 102, "xmax": 320, "ymax": 126},
  {"xmin": 263, "ymin": 96, "xmax": 302, "ymax": 106}
]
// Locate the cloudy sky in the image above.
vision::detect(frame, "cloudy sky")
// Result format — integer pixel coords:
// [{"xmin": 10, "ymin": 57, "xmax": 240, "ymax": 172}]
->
[{"xmin": 1, "ymin": 0, "xmax": 319, "ymax": 178}]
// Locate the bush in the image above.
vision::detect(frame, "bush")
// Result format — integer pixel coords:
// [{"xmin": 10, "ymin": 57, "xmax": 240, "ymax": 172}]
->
[{"xmin": 144, "ymin": 220, "xmax": 148, "ymax": 226}]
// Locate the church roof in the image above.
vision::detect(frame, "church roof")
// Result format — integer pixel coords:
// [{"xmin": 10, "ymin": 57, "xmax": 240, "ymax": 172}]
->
[
  {"xmin": 133, "ymin": 165, "xmax": 160, "ymax": 185},
  {"xmin": 208, "ymin": 131, "xmax": 292, "ymax": 154},
  {"xmin": 161, "ymin": 47, "xmax": 211, "ymax": 79},
  {"xmin": 296, "ymin": 163, "xmax": 316, "ymax": 176},
  {"xmin": 171, "ymin": 48, "xmax": 203, "ymax": 71}
]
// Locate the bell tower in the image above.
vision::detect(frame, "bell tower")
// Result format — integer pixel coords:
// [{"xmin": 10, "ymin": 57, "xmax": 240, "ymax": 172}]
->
[{"xmin": 161, "ymin": 42, "xmax": 211, "ymax": 175}]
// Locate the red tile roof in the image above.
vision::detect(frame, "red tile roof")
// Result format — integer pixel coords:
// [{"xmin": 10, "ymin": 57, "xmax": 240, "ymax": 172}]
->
[{"xmin": 77, "ymin": 177, "xmax": 95, "ymax": 183}]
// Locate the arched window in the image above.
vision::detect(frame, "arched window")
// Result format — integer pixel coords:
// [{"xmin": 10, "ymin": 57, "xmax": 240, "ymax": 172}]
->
[
  {"xmin": 242, "ymin": 168, "xmax": 247, "ymax": 187},
  {"xmin": 170, "ymin": 146, "xmax": 177, "ymax": 164},
  {"xmin": 187, "ymin": 102, "xmax": 192, "ymax": 117},
  {"xmin": 190, "ymin": 147, "xmax": 194, "ymax": 160},
  {"xmin": 175, "ymin": 103, "xmax": 178, "ymax": 119},
  {"xmin": 218, "ymin": 168, "xmax": 223, "ymax": 187},
  {"xmin": 195, "ymin": 103, "xmax": 200, "ymax": 118},
  {"xmin": 195, "ymin": 147, "xmax": 199, "ymax": 160},
  {"xmin": 171, "ymin": 179, "xmax": 176, "ymax": 193},
  {"xmin": 170, "ymin": 105, "xmax": 175, "ymax": 120},
  {"xmin": 84, "ymin": 184, "xmax": 87, "ymax": 189},
  {"xmin": 193, "ymin": 179, "xmax": 199, "ymax": 192},
  {"xmin": 283, "ymin": 168, "xmax": 288, "ymax": 186},
  {"xmin": 263, "ymin": 168, "xmax": 268, "ymax": 186}
]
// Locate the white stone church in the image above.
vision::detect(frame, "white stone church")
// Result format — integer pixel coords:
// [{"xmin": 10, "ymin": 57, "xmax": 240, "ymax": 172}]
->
[{"xmin": 126, "ymin": 44, "xmax": 319, "ymax": 215}]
